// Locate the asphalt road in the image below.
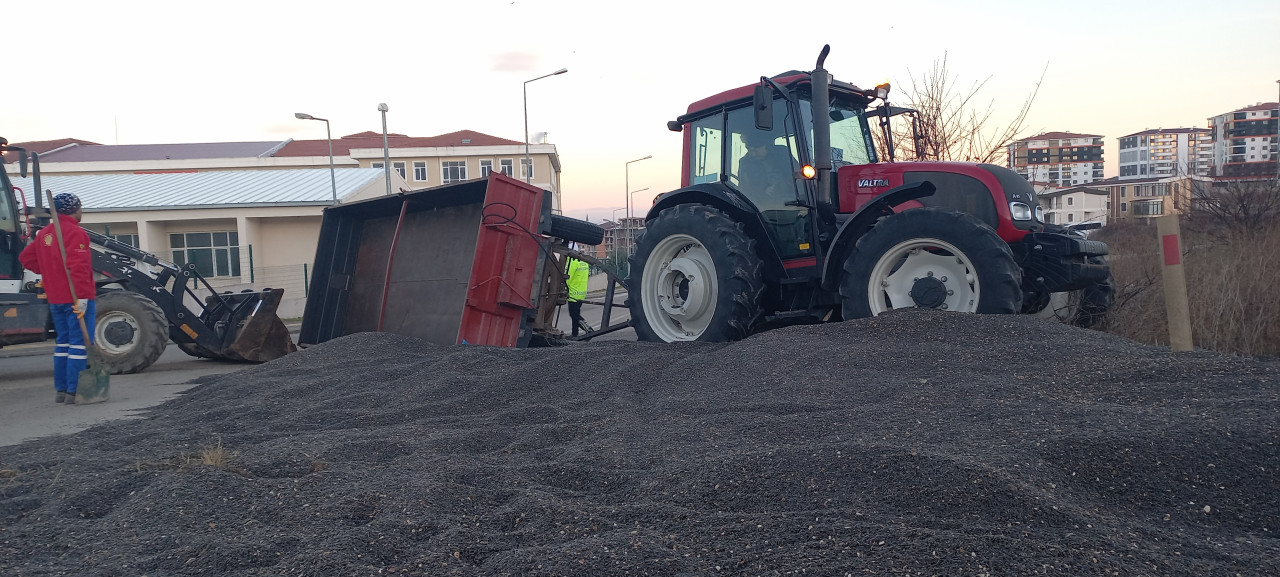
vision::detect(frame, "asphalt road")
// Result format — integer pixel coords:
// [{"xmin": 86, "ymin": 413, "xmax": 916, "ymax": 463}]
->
[{"xmin": 0, "ymin": 340, "xmax": 251, "ymax": 448}]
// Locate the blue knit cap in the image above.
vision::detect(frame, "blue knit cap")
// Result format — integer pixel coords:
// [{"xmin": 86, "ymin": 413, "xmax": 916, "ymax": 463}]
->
[{"xmin": 53, "ymin": 193, "xmax": 81, "ymax": 215}]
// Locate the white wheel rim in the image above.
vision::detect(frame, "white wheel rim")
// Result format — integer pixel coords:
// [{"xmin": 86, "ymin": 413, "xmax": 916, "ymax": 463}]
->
[
  {"xmin": 866, "ymin": 238, "xmax": 980, "ymax": 315},
  {"xmin": 641, "ymin": 233, "xmax": 719, "ymax": 341},
  {"xmin": 95, "ymin": 310, "xmax": 140, "ymax": 355},
  {"xmin": 1033, "ymin": 291, "xmax": 1077, "ymax": 322}
]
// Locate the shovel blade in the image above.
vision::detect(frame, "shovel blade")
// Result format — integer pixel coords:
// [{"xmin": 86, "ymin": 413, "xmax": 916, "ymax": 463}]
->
[{"xmin": 75, "ymin": 351, "xmax": 111, "ymax": 405}]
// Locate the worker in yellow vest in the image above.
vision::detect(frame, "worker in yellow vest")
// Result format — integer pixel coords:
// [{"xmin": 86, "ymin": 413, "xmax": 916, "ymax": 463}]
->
[{"xmin": 566, "ymin": 248, "xmax": 590, "ymax": 337}]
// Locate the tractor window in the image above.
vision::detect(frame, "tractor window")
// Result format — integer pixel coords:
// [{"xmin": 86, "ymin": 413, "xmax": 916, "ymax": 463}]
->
[
  {"xmin": 799, "ymin": 99, "xmax": 874, "ymax": 168},
  {"xmin": 726, "ymin": 103, "xmax": 798, "ymax": 209},
  {"xmin": 689, "ymin": 116, "xmax": 723, "ymax": 185}
]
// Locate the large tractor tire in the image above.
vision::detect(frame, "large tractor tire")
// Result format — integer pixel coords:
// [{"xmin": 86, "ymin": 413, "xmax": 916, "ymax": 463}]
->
[
  {"xmin": 841, "ymin": 208, "xmax": 1022, "ymax": 319},
  {"xmin": 549, "ymin": 214, "xmax": 605, "ymax": 246},
  {"xmin": 93, "ymin": 290, "xmax": 169, "ymax": 374},
  {"xmin": 628, "ymin": 204, "xmax": 765, "ymax": 342}
]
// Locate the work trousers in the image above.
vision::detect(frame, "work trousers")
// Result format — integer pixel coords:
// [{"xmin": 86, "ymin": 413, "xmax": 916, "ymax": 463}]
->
[
  {"xmin": 50, "ymin": 301, "xmax": 96, "ymax": 395},
  {"xmin": 568, "ymin": 301, "xmax": 584, "ymax": 336}
]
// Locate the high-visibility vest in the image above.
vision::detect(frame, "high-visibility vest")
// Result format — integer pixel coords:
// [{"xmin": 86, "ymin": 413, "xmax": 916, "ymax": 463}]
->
[{"xmin": 566, "ymin": 258, "xmax": 589, "ymax": 302}]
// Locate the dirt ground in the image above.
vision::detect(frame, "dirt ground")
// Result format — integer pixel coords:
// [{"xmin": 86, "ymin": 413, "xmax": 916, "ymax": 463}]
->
[{"xmin": 1, "ymin": 309, "xmax": 1276, "ymax": 576}]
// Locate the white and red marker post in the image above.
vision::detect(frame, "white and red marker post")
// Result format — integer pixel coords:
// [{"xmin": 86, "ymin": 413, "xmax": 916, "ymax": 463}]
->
[{"xmin": 1155, "ymin": 215, "xmax": 1193, "ymax": 352}]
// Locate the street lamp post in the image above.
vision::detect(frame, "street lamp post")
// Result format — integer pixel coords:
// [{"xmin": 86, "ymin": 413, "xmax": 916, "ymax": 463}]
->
[
  {"xmin": 624, "ymin": 155, "xmax": 652, "ymax": 253},
  {"xmin": 378, "ymin": 103, "xmax": 391, "ymax": 196},
  {"xmin": 294, "ymin": 112, "xmax": 338, "ymax": 203},
  {"xmin": 523, "ymin": 68, "xmax": 568, "ymax": 184}
]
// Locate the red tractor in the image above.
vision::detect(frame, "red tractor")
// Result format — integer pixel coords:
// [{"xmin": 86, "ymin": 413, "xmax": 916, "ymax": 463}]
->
[{"xmin": 628, "ymin": 46, "xmax": 1113, "ymax": 342}]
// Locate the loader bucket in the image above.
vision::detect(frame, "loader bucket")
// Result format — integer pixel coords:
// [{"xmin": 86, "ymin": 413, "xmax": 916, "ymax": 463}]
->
[
  {"xmin": 299, "ymin": 173, "xmax": 552, "ymax": 348},
  {"xmin": 182, "ymin": 288, "xmax": 297, "ymax": 362},
  {"xmin": 221, "ymin": 288, "xmax": 297, "ymax": 362}
]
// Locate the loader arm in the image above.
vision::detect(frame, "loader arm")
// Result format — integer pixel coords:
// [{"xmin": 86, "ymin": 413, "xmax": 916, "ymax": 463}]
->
[{"xmin": 86, "ymin": 230, "xmax": 295, "ymax": 362}]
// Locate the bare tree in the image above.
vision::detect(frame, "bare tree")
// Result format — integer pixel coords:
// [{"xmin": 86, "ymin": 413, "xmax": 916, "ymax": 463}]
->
[
  {"xmin": 1182, "ymin": 177, "xmax": 1280, "ymax": 239},
  {"xmin": 873, "ymin": 54, "xmax": 1045, "ymax": 165}
]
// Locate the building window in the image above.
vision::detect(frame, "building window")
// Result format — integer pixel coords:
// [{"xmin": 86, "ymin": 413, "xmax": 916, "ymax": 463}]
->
[
  {"xmin": 170, "ymin": 232, "xmax": 240, "ymax": 278},
  {"xmin": 371, "ymin": 162, "xmax": 384, "ymax": 169},
  {"xmin": 393, "ymin": 161, "xmax": 406, "ymax": 180},
  {"xmin": 108, "ymin": 234, "xmax": 139, "ymax": 248},
  {"xmin": 413, "ymin": 162, "xmax": 427, "ymax": 182},
  {"xmin": 1067, "ymin": 197, "xmax": 1074, "ymax": 206},
  {"xmin": 1120, "ymin": 202, "xmax": 1128, "ymax": 212},
  {"xmin": 480, "ymin": 159, "xmax": 493, "ymax": 177},
  {"xmin": 500, "ymin": 159, "xmax": 514, "ymax": 177},
  {"xmin": 521, "ymin": 158, "xmax": 534, "ymax": 180},
  {"xmin": 442, "ymin": 161, "xmax": 467, "ymax": 183}
]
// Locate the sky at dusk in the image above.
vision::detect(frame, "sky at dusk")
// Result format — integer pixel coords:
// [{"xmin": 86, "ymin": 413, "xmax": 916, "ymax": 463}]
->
[{"xmin": 4, "ymin": 0, "xmax": 1278, "ymax": 222}]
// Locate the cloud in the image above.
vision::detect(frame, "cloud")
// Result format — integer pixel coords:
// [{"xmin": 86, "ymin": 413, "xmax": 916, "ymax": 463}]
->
[{"xmin": 491, "ymin": 51, "xmax": 539, "ymax": 72}]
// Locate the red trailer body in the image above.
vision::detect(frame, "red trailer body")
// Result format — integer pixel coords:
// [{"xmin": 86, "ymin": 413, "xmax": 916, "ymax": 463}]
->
[{"xmin": 299, "ymin": 173, "xmax": 553, "ymax": 348}]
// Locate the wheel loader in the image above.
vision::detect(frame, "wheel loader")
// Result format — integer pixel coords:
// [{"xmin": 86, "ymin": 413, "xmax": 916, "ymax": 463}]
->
[
  {"xmin": 628, "ymin": 46, "xmax": 1114, "ymax": 342},
  {"xmin": 0, "ymin": 139, "xmax": 296, "ymax": 372}
]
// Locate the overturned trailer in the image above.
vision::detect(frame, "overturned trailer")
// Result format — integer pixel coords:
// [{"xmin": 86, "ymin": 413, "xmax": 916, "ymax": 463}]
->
[{"xmin": 299, "ymin": 173, "xmax": 625, "ymax": 349}]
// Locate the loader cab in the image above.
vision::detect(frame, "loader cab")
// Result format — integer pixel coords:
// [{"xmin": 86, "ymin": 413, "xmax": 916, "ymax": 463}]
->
[
  {"xmin": 0, "ymin": 156, "xmax": 27, "ymax": 287},
  {"xmin": 683, "ymin": 82, "xmax": 876, "ymax": 260}
]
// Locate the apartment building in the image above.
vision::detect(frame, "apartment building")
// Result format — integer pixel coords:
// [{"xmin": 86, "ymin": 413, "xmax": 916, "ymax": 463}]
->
[
  {"xmin": 1007, "ymin": 132, "xmax": 1105, "ymax": 188},
  {"xmin": 1036, "ymin": 186, "xmax": 1110, "ymax": 228},
  {"xmin": 1093, "ymin": 174, "xmax": 1211, "ymax": 223},
  {"xmin": 1117, "ymin": 128, "xmax": 1212, "ymax": 179},
  {"xmin": 1207, "ymin": 102, "xmax": 1280, "ymax": 179}
]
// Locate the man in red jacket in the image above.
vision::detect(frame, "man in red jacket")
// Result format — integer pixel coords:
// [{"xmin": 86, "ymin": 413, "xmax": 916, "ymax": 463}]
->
[{"xmin": 19, "ymin": 193, "xmax": 96, "ymax": 405}]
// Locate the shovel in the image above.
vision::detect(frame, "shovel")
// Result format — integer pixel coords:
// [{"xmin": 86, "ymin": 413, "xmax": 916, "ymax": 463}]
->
[{"xmin": 45, "ymin": 190, "xmax": 109, "ymax": 404}]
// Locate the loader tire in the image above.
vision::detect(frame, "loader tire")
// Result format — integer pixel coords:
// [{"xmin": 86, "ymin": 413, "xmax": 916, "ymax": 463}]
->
[
  {"xmin": 841, "ymin": 208, "xmax": 1022, "ymax": 319},
  {"xmin": 629, "ymin": 204, "xmax": 764, "ymax": 342},
  {"xmin": 93, "ymin": 290, "xmax": 169, "ymax": 374},
  {"xmin": 549, "ymin": 214, "xmax": 605, "ymax": 246}
]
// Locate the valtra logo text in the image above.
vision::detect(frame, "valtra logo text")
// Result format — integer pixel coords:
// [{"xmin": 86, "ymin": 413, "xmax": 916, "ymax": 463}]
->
[{"xmin": 857, "ymin": 178, "xmax": 890, "ymax": 188}]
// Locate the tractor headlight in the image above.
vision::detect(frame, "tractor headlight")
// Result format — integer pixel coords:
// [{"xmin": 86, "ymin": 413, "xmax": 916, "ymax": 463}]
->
[
  {"xmin": 1034, "ymin": 205, "xmax": 1045, "ymax": 223},
  {"xmin": 1009, "ymin": 202, "xmax": 1033, "ymax": 221}
]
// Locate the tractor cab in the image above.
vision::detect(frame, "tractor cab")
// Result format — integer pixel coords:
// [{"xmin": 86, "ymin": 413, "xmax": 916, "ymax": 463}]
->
[{"xmin": 673, "ymin": 74, "xmax": 879, "ymax": 263}]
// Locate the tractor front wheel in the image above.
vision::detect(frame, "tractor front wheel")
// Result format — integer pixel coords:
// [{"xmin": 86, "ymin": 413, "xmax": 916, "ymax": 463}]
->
[
  {"xmin": 841, "ymin": 208, "xmax": 1022, "ymax": 319},
  {"xmin": 629, "ymin": 205, "xmax": 764, "ymax": 342}
]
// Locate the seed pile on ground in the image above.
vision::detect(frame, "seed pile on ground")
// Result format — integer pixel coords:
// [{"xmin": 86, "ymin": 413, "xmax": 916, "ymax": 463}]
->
[{"xmin": 1, "ymin": 309, "xmax": 1277, "ymax": 576}]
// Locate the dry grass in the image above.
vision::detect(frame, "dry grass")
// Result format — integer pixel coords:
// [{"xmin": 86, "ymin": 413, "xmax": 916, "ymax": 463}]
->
[
  {"xmin": 1095, "ymin": 219, "xmax": 1280, "ymax": 358},
  {"xmin": 198, "ymin": 438, "xmax": 233, "ymax": 467}
]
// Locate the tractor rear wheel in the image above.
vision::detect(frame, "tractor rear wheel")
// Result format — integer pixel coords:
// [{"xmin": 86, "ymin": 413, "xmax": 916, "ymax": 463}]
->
[
  {"xmin": 629, "ymin": 204, "xmax": 764, "ymax": 342},
  {"xmin": 841, "ymin": 208, "xmax": 1022, "ymax": 319},
  {"xmin": 93, "ymin": 290, "xmax": 169, "ymax": 374}
]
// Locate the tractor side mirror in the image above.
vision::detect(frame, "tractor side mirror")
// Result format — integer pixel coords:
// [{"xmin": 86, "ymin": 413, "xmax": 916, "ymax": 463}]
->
[
  {"xmin": 19, "ymin": 151, "xmax": 28, "ymax": 178},
  {"xmin": 753, "ymin": 85, "xmax": 773, "ymax": 131}
]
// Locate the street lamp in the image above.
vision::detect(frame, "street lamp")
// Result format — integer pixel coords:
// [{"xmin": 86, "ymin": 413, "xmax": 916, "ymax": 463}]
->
[
  {"xmin": 378, "ymin": 103, "xmax": 391, "ymax": 196},
  {"xmin": 625, "ymin": 155, "xmax": 652, "ymax": 254},
  {"xmin": 524, "ymin": 68, "xmax": 568, "ymax": 184},
  {"xmin": 294, "ymin": 113, "xmax": 338, "ymax": 204}
]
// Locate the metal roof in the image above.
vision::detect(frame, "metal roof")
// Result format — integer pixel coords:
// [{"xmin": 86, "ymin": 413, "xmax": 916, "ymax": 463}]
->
[
  {"xmin": 37, "ymin": 141, "xmax": 290, "ymax": 162},
  {"xmin": 9, "ymin": 168, "xmax": 385, "ymax": 211},
  {"xmin": 274, "ymin": 130, "xmax": 524, "ymax": 157}
]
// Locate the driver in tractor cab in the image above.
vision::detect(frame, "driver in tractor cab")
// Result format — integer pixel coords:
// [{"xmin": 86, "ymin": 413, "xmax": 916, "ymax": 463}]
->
[{"xmin": 736, "ymin": 128, "xmax": 795, "ymax": 203}]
